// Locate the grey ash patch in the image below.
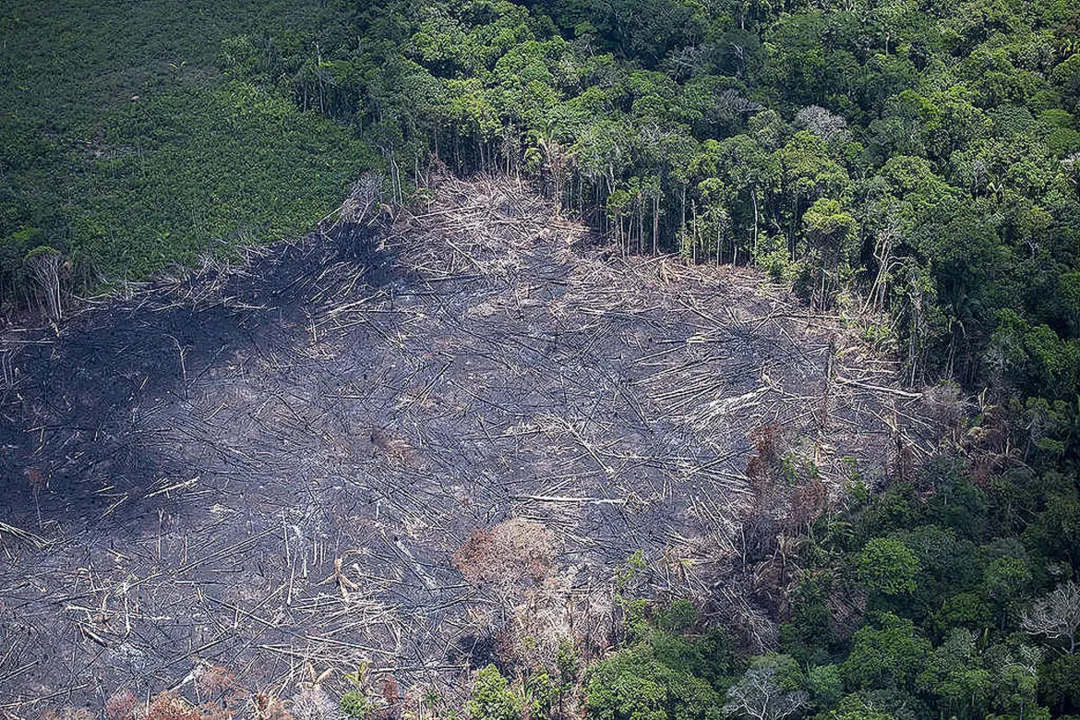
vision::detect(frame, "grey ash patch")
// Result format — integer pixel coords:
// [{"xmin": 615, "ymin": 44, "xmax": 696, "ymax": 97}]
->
[{"xmin": 0, "ymin": 176, "xmax": 940, "ymax": 710}]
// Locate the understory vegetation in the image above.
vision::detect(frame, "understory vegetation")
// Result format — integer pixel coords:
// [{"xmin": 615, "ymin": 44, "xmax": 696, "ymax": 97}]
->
[
  {"xmin": 0, "ymin": 0, "xmax": 371, "ymax": 300},
  {"xmin": 3, "ymin": 0, "xmax": 1080, "ymax": 718}
]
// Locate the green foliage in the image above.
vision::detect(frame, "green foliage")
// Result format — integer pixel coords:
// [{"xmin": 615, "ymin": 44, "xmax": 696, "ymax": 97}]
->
[
  {"xmin": 925, "ymin": 474, "xmax": 989, "ymax": 540},
  {"xmin": 656, "ymin": 600, "xmax": 697, "ymax": 633},
  {"xmin": 340, "ymin": 690, "xmax": 369, "ymax": 719},
  {"xmin": 896, "ymin": 524, "xmax": 982, "ymax": 622},
  {"xmin": 468, "ymin": 665, "xmax": 523, "ymax": 720},
  {"xmin": 780, "ymin": 576, "xmax": 836, "ymax": 666},
  {"xmin": 585, "ymin": 646, "xmax": 721, "ymax": 720},
  {"xmin": 841, "ymin": 613, "xmax": 932, "ymax": 691},
  {"xmin": 584, "ymin": 626, "xmax": 737, "ymax": 720},
  {"xmin": 615, "ymin": 550, "xmax": 652, "ymax": 640},
  {"xmin": 73, "ymin": 82, "xmax": 371, "ymax": 281},
  {"xmin": 806, "ymin": 665, "xmax": 843, "ymax": 710},
  {"xmin": 0, "ymin": 0, "xmax": 372, "ymax": 300},
  {"xmin": 933, "ymin": 592, "xmax": 994, "ymax": 636},
  {"xmin": 855, "ymin": 484, "xmax": 922, "ymax": 539},
  {"xmin": 915, "ymin": 630, "xmax": 991, "ymax": 719},
  {"xmin": 557, "ymin": 638, "xmax": 580, "ymax": 687},
  {"xmin": 815, "ymin": 693, "xmax": 899, "ymax": 720},
  {"xmin": 526, "ymin": 672, "xmax": 559, "ymax": 720},
  {"xmin": 855, "ymin": 538, "xmax": 919, "ymax": 596},
  {"xmin": 982, "ymin": 555, "xmax": 1032, "ymax": 627},
  {"xmin": 991, "ymin": 309, "xmax": 1080, "ymax": 403},
  {"xmin": 1041, "ymin": 652, "xmax": 1080, "ymax": 714}
]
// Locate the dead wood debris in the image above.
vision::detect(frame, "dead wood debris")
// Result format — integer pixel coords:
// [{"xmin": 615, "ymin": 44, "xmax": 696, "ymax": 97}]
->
[{"xmin": 0, "ymin": 174, "xmax": 944, "ymax": 711}]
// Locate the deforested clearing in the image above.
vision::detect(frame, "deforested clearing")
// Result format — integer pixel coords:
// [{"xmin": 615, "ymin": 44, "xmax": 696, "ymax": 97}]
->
[{"xmin": 0, "ymin": 176, "xmax": 945, "ymax": 707}]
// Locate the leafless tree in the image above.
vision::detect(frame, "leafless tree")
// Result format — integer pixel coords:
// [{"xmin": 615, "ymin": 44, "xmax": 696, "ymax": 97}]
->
[
  {"xmin": 1021, "ymin": 581, "xmax": 1080, "ymax": 653},
  {"xmin": 864, "ymin": 210, "xmax": 901, "ymax": 314},
  {"xmin": 25, "ymin": 246, "xmax": 65, "ymax": 321},
  {"xmin": 664, "ymin": 44, "xmax": 710, "ymax": 79},
  {"xmin": 794, "ymin": 105, "xmax": 850, "ymax": 143},
  {"xmin": 1, "ymin": 347, "xmax": 15, "ymax": 390},
  {"xmin": 338, "ymin": 172, "xmax": 385, "ymax": 227},
  {"xmin": 722, "ymin": 666, "xmax": 809, "ymax": 720}
]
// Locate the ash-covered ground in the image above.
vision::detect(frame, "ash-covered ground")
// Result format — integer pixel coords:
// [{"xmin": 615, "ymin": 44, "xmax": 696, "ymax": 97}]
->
[{"xmin": 0, "ymin": 176, "xmax": 941, "ymax": 712}]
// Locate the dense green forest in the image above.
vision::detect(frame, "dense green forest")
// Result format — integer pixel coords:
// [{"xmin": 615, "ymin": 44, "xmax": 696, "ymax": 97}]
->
[{"xmin": 3, "ymin": 0, "xmax": 1080, "ymax": 717}]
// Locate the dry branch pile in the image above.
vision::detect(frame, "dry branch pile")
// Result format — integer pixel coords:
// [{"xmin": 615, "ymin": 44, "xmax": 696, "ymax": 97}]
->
[{"xmin": 0, "ymin": 175, "xmax": 944, "ymax": 712}]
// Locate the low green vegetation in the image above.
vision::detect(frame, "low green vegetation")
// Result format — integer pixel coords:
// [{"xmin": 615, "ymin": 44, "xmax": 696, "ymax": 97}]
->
[
  {"xmin": 0, "ymin": 0, "xmax": 370, "ymax": 299},
  {"xmin": 72, "ymin": 82, "xmax": 370, "ymax": 281},
  {"xmin": 340, "ymin": 688, "xmax": 370, "ymax": 719}
]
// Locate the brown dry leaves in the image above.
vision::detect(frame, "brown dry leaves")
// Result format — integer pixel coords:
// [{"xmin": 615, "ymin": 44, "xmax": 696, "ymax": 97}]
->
[{"xmin": 452, "ymin": 518, "xmax": 557, "ymax": 588}]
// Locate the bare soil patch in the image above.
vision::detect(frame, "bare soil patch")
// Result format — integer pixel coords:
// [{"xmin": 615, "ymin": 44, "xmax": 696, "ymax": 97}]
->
[{"xmin": 0, "ymin": 176, "xmax": 941, "ymax": 712}]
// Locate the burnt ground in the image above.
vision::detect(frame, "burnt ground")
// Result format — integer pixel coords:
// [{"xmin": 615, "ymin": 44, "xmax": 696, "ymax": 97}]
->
[{"xmin": 0, "ymin": 176, "xmax": 943, "ymax": 713}]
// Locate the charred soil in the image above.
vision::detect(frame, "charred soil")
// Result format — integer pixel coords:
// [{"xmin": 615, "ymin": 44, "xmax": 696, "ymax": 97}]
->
[{"xmin": 0, "ymin": 176, "xmax": 944, "ymax": 711}]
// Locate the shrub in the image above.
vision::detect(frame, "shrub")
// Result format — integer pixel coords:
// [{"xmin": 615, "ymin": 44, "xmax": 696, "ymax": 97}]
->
[
  {"xmin": 340, "ymin": 690, "xmax": 369, "ymax": 719},
  {"xmin": 468, "ymin": 665, "xmax": 523, "ymax": 720}
]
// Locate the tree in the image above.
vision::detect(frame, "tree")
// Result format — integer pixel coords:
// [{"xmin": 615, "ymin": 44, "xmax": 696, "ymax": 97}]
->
[
  {"xmin": 585, "ymin": 644, "xmax": 724, "ymax": 720},
  {"xmin": 24, "ymin": 245, "xmax": 65, "ymax": 321},
  {"xmin": 841, "ymin": 614, "xmax": 931, "ymax": 690},
  {"xmin": 773, "ymin": 131, "xmax": 851, "ymax": 263},
  {"xmin": 1041, "ymin": 652, "xmax": 1080, "ymax": 714},
  {"xmin": 896, "ymin": 523, "xmax": 983, "ymax": 620},
  {"xmin": 817, "ymin": 694, "xmax": 898, "ymax": 720},
  {"xmin": 794, "ymin": 106, "xmax": 850, "ymax": 144},
  {"xmin": 806, "ymin": 665, "xmax": 843, "ymax": 711},
  {"xmin": 527, "ymin": 119, "xmax": 573, "ymax": 211},
  {"xmin": 469, "ymin": 665, "xmax": 523, "ymax": 720},
  {"xmin": 982, "ymin": 555, "xmax": 1032, "ymax": 629},
  {"xmin": 933, "ymin": 592, "xmax": 993, "ymax": 636},
  {"xmin": 854, "ymin": 538, "xmax": 918, "ymax": 597},
  {"xmin": 1021, "ymin": 581, "xmax": 1080, "ymax": 654},
  {"xmin": 801, "ymin": 198, "xmax": 858, "ymax": 308},
  {"xmin": 985, "ymin": 642, "xmax": 1044, "ymax": 720},
  {"xmin": 780, "ymin": 576, "xmax": 836, "ymax": 667},
  {"xmin": 584, "ymin": 625, "xmax": 734, "ymax": 720},
  {"xmin": 915, "ymin": 629, "xmax": 991, "ymax": 719},
  {"xmin": 722, "ymin": 656, "xmax": 808, "ymax": 720}
]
